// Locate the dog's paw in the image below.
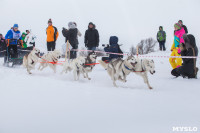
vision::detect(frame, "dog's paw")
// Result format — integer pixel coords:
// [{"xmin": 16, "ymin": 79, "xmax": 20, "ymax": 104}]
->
[{"xmin": 149, "ymin": 86, "xmax": 153, "ymax": 89}]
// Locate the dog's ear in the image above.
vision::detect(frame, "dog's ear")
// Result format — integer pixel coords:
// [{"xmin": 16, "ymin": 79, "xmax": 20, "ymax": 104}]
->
[
  {"xmin": 151, "ymin": 60, "xmax": 154, "ymax": 63},
  {"xmin": 127, "ymin": 55, "xmax": 131, "ymax": 60}
]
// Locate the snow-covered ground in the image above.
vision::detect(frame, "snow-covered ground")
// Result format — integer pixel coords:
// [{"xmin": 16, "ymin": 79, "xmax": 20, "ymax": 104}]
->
[{"xmin": 0, "ymin": 51, "xmax": 199, "ymax": 133}]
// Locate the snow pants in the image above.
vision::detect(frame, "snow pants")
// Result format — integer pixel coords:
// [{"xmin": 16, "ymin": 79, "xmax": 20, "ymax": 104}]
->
[
  {"xmin": 47, "ymin": 41, "xmax": 56, "ymax": 51},
  {"xmin": 159, "ymin": 41, "xmax": 166, "ymax": 51},
  {"xmin": 169, "ymin": 48, "xmax": 182, "ymax": 69}
]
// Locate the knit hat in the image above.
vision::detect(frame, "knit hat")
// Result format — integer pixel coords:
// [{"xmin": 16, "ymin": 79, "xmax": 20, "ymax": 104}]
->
[
  {"xmin": 22, "ymin": 32, "xmax": 26, "ymax": 35},
  {"xmin": 89, "ymin": 22, "xmax": 94, "ymax": 26},
  {"xmin": 178, "ymin": 20, "xmax": 183, "ymax": 23},
  {"xmin": 48, "ymin": 19, "xmax": 52, "ymax": 23},
  {"xmin": 13, "ymin": 24, "xmax": 18, "ymax": 28},
  {"xmin": 174, "ymin": 23, "xmax": 181, "ymax": 30}
]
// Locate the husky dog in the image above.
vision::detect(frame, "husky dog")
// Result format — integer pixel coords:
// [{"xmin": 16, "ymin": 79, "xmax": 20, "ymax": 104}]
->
[
  {"xmin": 99, "ymin": 55, "xmax": 137, "ymax": 87},
  {"xmin": 133, "ymin": 58, "xmax": 155, "ymax": 89},
  {"xmin": 82, "ymin": 52, "xmax": 97, "ymax": 80},
  {"xmin": 23, "ymin": 48, "xmax": 40, "ymax": 74},
  {"xmin": 61, "ymin": 56, "xmax": 86, "ymax": 81},
  {"xmin": 38, "ymin": 50, "xmax": 62, "ymax": 73}
]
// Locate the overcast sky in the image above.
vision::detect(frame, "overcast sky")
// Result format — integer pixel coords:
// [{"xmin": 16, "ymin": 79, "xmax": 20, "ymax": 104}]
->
[{"xmin": 0, "ymin": 0, "xmax": 199, "ymax": 51}]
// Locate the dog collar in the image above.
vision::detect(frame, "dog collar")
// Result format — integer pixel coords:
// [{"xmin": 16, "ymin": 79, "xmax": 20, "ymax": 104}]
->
[{"xmin": 124, "ymin": 64, "xmax": 132, "ymax": 71}]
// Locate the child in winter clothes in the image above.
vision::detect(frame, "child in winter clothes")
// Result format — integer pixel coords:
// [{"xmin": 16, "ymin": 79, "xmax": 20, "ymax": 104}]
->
[
  {"xmin": 104, "ymin": 36, "xmax": 123, "ymax": 61},
  {"xmin": 157, "ymin": 26, "xmax": 166, "ymax": 51},
  {"xmin": 171, "ymin": 34, "xmax": 198, "ymax": 78},
  {"xmin": 21, "ymin": 32, "xmax": 27, "ymax": 48},
  {"xmin": 169, "ymin": 23, "xmax": 185, "ymax": 69}
]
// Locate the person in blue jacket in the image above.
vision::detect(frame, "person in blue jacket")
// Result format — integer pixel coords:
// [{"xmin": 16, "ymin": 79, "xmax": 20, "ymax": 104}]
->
[
  {"xmin": 104, "ymin": 36, "xmax": 123, "ymax": 61},
  {"xmin": 4, "ymin": 24, "xmax": 22, "ymax": 64}
]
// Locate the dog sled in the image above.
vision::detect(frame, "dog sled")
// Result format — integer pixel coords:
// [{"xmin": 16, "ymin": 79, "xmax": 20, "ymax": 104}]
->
[{"xmin": 4, "ymin": 39, "xmax": 32, "ymax": 67}]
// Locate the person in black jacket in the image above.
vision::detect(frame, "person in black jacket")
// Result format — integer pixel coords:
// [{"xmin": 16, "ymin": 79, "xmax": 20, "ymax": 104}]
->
[
  {"xmin": 84, "ymin": 22, "xmax": 99, "ymax": 50},
  {"xmin": 171, "ymin": 34, "xmax": 198, "ymax": 78},
  {"xmin": 0, "ymin": 34, "xmax": 7, "ymax": 57},
  {"xmin": 178, "ymin": 20, "xmax": 188, "ymax": 34},
  {"xmin": 102, "ymin": 36, "xmax": 123, "ymax": 62},
  {"xmin": 62, "ymin": 22, "xmax": 79, "ymax": 59}
]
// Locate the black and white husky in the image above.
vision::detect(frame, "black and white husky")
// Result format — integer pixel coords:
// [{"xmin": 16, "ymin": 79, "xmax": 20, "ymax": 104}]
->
[
  {"xmin": 132, "ymin": 58, "xmax": 155, "ymax": 89},
  {"xmin": 82, "ymin": 52, "xmax": 97, "ymax": 80},
  {"xmin": 99, "ymin": 55, "xmax": 137, "ymax": 87},
  {"xmin": 61, "ymin": 56, "xmax": 86, "ymax": 81}
]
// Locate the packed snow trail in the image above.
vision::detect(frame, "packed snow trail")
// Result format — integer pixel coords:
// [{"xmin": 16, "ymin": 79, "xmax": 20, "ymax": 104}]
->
[{"xmin": 0, "ymin": 51, "xmax": 199, "ymax": 133}]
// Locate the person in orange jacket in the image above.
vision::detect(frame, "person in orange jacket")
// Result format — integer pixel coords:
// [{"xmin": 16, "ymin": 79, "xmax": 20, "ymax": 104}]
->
[{"xmin": 46, "ymin": 19, "xmax": 59, "ymax": 51}]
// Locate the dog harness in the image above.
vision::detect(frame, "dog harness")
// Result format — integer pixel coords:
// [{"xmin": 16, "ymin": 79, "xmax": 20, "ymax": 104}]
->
[
  {"xmin": 124, "ymin": 64, "xmax": 133, "ymax": 71},
  {"xmin": 140, "ymin": 59, "xmax": 146, "ymax": 72}
]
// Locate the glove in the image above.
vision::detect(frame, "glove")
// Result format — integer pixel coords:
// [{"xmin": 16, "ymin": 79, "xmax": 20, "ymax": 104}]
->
[
  {"xmin": 106, "ymin": 44, "xmax": 110, "ymax": 48},
  {"xmin": 177, "ymin": 47, "xmax": 181, "ymax": 54}
]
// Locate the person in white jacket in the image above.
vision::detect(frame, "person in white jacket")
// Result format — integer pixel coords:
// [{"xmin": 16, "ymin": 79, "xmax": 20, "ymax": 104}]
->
[{"xmin": 24, "ymin": 30, "xmax": 36, "ymax": 50}]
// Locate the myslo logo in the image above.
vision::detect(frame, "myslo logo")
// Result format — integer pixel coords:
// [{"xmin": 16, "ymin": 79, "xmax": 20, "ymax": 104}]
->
[{"xmin": 172, "ymin": 127, "xmax": 198, "ymax": 132}]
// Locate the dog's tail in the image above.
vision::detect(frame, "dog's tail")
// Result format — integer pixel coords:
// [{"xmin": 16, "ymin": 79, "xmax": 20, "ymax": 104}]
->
[{"xmin": 98, "ymin": 60, "xmax": 108, "ymax": 69}]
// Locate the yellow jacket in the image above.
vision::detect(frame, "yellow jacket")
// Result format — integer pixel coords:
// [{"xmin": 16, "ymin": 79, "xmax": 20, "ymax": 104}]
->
[{"xmin": 46, "ymin": 26, "xmax": 59, "ymax": 42}]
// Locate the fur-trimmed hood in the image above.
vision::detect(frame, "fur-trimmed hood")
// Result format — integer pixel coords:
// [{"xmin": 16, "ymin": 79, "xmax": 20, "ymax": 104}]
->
[{"xmin": 68, "ymin": 22, "xmax": 76, "ymax": 29}]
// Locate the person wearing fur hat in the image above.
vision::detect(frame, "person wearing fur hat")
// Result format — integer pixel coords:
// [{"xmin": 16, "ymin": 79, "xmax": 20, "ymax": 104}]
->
[
  {"xmin": 169, "ymin": 23, "xmax": 185, "ymax": 69},
  {"xmin": 62, "ymin": 22, "xmax": 79, "ymax": 59},
  {"xmin": 46, "ymin": 19, "xmax": 59, "ymax": 51},
  {"xmin": 84, "ymin": 22, "xmax": 99, "ymax": 50},
  {"xmin": 157, "ymin": 26, "xmax": 166, "ymax": 51},
  {"xmin": 171, "ymin": 34, "xmax": 198, "ymax": 78}
]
